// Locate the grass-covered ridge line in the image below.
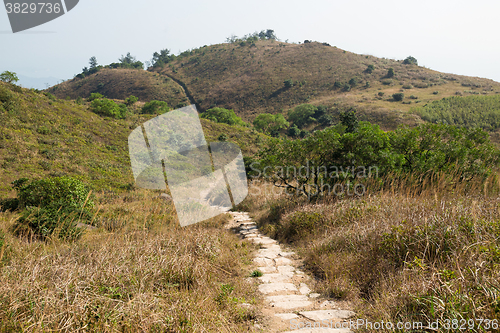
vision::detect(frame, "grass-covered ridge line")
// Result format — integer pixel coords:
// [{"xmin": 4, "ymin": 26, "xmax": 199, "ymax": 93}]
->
[{"xmin": 413, "ymin": 94, "xmax": 500, "ymax": 131}]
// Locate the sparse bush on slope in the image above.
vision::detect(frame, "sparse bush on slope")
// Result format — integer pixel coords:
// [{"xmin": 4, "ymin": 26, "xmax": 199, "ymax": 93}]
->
[{"xmin": 9, "ymin": 176, "xmax": 94, "ymax": 240}]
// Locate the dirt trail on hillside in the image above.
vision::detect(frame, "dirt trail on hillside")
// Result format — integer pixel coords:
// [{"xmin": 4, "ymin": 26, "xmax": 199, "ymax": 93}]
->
[{"xmin": 227, "ymin": 211, "xmax": 356, "ymax": 333}]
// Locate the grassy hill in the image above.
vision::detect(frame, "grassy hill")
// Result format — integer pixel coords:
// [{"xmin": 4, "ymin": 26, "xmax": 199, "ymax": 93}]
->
[
  {"xmin": 152, "ymin": 40, "xmax": 500, "ymax": 129},
  {"xmin": 47, "ymin": 68, "xmax": 190, "ymax": 107},
  {"xmin": 0, "ymin": 82, "xmax": 265, "ymax": 195},
  {"xmin": 49, "ymin": 40, "xmax": 500, "ymax": 134}
]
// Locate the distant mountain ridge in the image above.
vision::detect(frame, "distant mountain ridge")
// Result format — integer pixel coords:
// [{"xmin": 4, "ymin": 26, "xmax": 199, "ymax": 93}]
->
[{"xmin": 48, "ymin": 40, "xmax": 500, "ymax": 132}]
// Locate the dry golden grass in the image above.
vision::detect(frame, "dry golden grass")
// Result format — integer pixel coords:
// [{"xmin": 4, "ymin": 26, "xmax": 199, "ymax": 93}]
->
[
  {"xmin": 0, "ymin": 190, "xmax": 262, "ymax": 332},
  {"xmin": 48, "ymin": 68, "xmax": 189, "ymax": 107},
  {"xmin": 242, "ymin": 174, "xmax": 500, "ymax": 331},
  {"xmin": 157, "ymin": 40, "xmax": 500, "ymax": 126}
]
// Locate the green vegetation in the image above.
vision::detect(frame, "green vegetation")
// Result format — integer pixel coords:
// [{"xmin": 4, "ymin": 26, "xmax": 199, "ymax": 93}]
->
[
  {"xmin": 253, "ymin": 113, "xmax": 289, "ymax": 135},
  {"xmin": 87, "ymin": 92, "xmax": 104, "ymax": 102},
  {"xmin": 386, "ymin": 67, "xmax": 395, "ymax": 78},
  {"xmin": 256, "ymin": 122, "xmax": 499, "ymax": 199},
  {"xmin": 8, "ymin": 176, "xmax": 94, "ymax": 240},
  {"xmin": 109, "ymin": 52, "xmax": 144, "ymax": 69},
  {"xmin": 0, "ymin": 71, "xmax": 19, "ymax": 84},
  {"xmin": 124, "ymin": 95, "xmax": 138, "ymax": 106},
  {"xmin": 403, "ymin": 55, "xmax": 418, "ymax": 65},
  {"xmin": 200, "ymin": 107, "xmax": 247, "ymax": 126},
  {"xmin": 141, "ymin": 100, "xmax": 169, "ymax": 114},
  {"xmin": 413, "ymin": 95, "xmax": 500, "ymax": 131},
  {"xmin": 288, "ymin": 104, "xmax": 317, "ymax": 128},
  {"xmin": 392, "ymin": 92, "xmax": 404, "ymax": 101},
  {"xmin": 90, "ymin": 98, "xmax": 128, "ymax": 119}
]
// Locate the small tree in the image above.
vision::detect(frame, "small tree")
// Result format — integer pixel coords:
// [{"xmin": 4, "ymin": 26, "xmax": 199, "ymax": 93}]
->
[
  {"xmin": 89, "ymin": 56, "xmax": 98, "ymax": 69},
  {"xmin": 284, "ymin": 79, "xmax": 294, "ymax": 88},
  {"xmin": 403, "ymin": 56, "xmax": 418, "ymax": 65},
  {"xmin": 365, "ymin": 64, "xmax": 375, "ymax": 74},
  {"xmin": 339, "ymin": 108, "xmax": 359, "ymax": 133},
  {"xmin": 288, "ymin": 125, "xmax": 301, "ymax": 137},
  {"xmin": 253, "ymin": 113, "xmax": 289, "ymax": 134},
  {"xmin": 141, "ymin": 100, "xmax": 169, "ymax": 114},
  {"xmin": 90, "ymin": 98, "xmax": 127, "ymax": 118},
  {"xmin": 288, "ymin": 104, "xmax": 317, "ymax": 128},
  {"xmin": 125, "ymin": 95, "xmax": 138, "ymax": 106},
  {"xmin": 0, "ymin": 71, "xmax": 19, "ymax": 84},
  {"xmin": 387, "ymin": 67, "xmax": 395, "ymax": 78},
  {"xmin": 392, "ymin": 93, "xmax": 404, "ymax": 101},
  {"xmin": 200, "ymin": 107, "xmax": 246, "ymax": 126}
]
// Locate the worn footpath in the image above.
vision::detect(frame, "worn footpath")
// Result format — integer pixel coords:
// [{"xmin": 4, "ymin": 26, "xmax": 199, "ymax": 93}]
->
[{"xmin": 228, "ymin": 211, "xmax": 356, "ymax": 333}]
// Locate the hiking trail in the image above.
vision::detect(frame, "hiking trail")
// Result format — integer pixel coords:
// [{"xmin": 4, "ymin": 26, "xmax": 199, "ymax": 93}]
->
[{"xmin": 227, "ymin": 211, "xmax": 356, "ymax": 333}]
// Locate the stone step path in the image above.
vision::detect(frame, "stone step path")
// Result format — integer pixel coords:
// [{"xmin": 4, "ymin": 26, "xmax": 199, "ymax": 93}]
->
[{"xmin": 229, "ymin": 212, "xmax": 355, "ymax": 333}]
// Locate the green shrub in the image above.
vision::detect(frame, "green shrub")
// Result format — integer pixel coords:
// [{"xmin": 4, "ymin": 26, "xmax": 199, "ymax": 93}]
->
[
  {"xmin": 284, "ymin": 79, "xmax": 294, "ymax": 88},
  {"xmin": 87, "ymin": 92, "xmax": 104, "ymax": 102},
  {"xmin": 12, "ymin": 176, "xmax": 94, "ymax": 211},
  {"xmin": 10, "ymin": 177, "xmax": 94, "ymax": 240},
  {"xmin": 342, "ymin": 83, "xmax": 351, "ymax": 92},
  {"xmin": 348, "ymin": 78, "xmax": 358, "ymax": 87},
  {"xmin": 218, "ymin": 133, "xmax": 228, "ymax": 141},
  {"xmin": 402, "ymin": 56, "xmax": 418, "ymax": 65},
  {"xmin": 433, "ymin": 91, "xmax": 439, "ymax": 95},
  {"xmin": 201, "ymin": 107, "xmax": 246, "ymax": 126},
  {"xmin": 141, "ymin": 100, "xmax": 169, "ymax": 114},
  {"xmin": 392, "ymin": 93, "xmax": 404, "ymax": 101},
  {"xmin": 125, "ymin": 95, "xmax": 139, "ymax": 106},
  {"xmin": 90, "ymin": 98, "xmax": 127, "ymax": 118},
  {"xmin": 365, "ymin": 64, "xmax": 375, "ymax": 74},
  {"xmin": 288, "ymin": 125, "xmax": 301, "ymax": 137},
  {"xmin": 0, "ymin": 198, "xmax": 19, "ymax": 212},
  {"xmin": 386, "ymin": 68, "xmax": 395, "ymax": 78},
  {"xmin": 378, "ymin": 92, "xmax": 385, "ymax": 97},
  {"xmin": 253, "ymin": 113, "xmax": 289, "ymax": 134},
  {"xmin": 288, "ymin": 104, "xmax": 317, "ymax": 128}
]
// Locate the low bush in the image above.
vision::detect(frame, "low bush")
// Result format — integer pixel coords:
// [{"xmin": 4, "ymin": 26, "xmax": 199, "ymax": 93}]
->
[
  {"xmin": 392, "ymin": 93, "xmax": 404, "ymax": 101},
  {"xmin": 9, "ymin": 176, "xmax": 94, "ymax": 240},
  {"xmin": 90, "ymin": 98, "xmax": 127, "ymax": 119},
  {"xmin": 141, "ymin": 100, "xmax": 169, "ymax": 114}
]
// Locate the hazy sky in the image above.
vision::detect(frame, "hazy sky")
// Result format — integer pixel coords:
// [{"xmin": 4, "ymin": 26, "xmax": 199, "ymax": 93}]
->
[{"xmin": 1, "ymin": 0, "xmax": 500, "ymax": 87}]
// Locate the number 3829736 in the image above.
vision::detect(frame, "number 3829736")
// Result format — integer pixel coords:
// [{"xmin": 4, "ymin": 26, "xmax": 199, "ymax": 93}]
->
[{"xmin": 5, "ymin": 3, "xmax": 62, "ymax": 14}]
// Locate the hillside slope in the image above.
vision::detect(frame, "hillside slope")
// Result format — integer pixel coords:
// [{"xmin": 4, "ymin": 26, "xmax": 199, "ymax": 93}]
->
[
  {"xmin": 48, "ymin": 40, "xmax": 500, "ymax": 132},
  {"xmin": 0, "ymin": 82, "xmax": 264, "ymax": 194},
  {"xmin": 48, "ymin": 68, "xmax": 190, "ymax": 107},
  {"xmin": 154, "ymin": 40, "xmax": 500, "ymax": 128}
]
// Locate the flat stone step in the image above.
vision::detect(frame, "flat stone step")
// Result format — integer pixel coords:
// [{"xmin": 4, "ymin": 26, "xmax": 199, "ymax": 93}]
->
[
  {"xmin": 277, "ymin": 265, "xmax": 295, "ymax": 273},
  {"xmin": 299, "ymin": 310, "xmax": 356, "ymax": 321},
  {"xmin": 266, "ymin": 295, "xmax": 313, "ymax": 309},
  {"xmin": 258, "ymin": 272, "xmax": 294, "ymax": 283},
  {"xmin": 252, "ymin": 238, "xmax": 277, "ymax": 245},
  {"xmin": 274, "ymin": 313, "xmax": 300, "ymax": 320},
  {"xmin": 257, "ymin": 266, "xmax": 277, "ymax": 273},
  {"xmin": 275, "ymin": 257, "xmax": 293, "ymax": 266},
  {"xmin": 299, "ymin": 283, "xmax": 312, "ymax": 295},
  {"xmin": 258, "ymin": 283, "xmax": 298, "ymax": 294},
  {"xmin": 257, "ymin": 249, "xmax": 280, "ymax": 259},
  {"xmin": 253, "ymin": 258, "xmax": 274, "ymax": 267}
]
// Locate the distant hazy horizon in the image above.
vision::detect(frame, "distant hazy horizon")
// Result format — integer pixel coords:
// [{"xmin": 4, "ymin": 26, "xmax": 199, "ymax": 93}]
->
[{"xmin": 2, "ymin": 0, "xmax": 500, "ymax": 87}]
